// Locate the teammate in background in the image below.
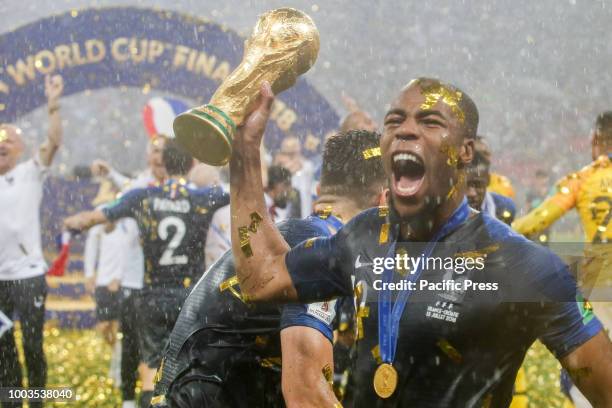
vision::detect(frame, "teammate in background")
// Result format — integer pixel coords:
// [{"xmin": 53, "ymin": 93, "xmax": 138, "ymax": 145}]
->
[
  {"xmin": 474, "ymin": 136, "xmax": 516, "ymax": 200},
  {"xmin": 513, "ymin": 112, "xmax": 612, "ymax": 244},
  {"xmin": 91, "ymin": 136, "xmax": 167, "ymax": 408},
  {"xmin": 151, "ymin": 130, "xmax": 385, "ymax": 408},
  {"xmin": 64, "ymin": 140, "xmax": 228, "ymax": 408},
  {"xmin": 265, "ymin": 165, "xmax": 294, "ymax": 223},
  {"xmin": 0, "ymin": 74, "xmax": 64, "ymax": 408},
  {"xmin": 274, "ymin": 135, "xmax": 315, "ymax": 218},
  {"xmin": 84, "ymin": 181, "xmax": 123, "ymax": 346},
  {"xmin": 339, "ymin": 94, "xmax": 378, "ymax": 133},
  {"xmin": 524, "ymin": 169, "xmax": 553, "ymax": 245},
  {"xmin": 466, "ymin": 149, "xmax": 516, "ymax": 224},
  {"xmin": 228, "ymin": 79, "xmax": 612, "ymax": 406}
]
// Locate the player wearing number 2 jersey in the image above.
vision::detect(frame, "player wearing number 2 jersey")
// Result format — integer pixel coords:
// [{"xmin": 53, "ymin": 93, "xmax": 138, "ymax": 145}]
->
[{"xmin": 64, "ymin": 140, "xmax": 228, "ymax": 408}]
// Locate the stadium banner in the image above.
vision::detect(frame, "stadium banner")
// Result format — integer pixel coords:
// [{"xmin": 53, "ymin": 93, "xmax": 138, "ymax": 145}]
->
[{"xmin": 0, "ymin": 6, "xmax": 338, "ymax": 155}]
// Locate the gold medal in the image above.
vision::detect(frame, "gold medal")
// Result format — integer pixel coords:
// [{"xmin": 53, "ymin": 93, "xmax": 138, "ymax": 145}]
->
[{"xmin": 373, "ymin": 363, "xmax": 398, "ymax": 399}]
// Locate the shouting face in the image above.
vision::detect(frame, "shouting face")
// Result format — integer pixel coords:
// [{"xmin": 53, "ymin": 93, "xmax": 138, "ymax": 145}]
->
[{"xmin": 380, "ymin": 79, "xmax": 474, "ymax": 220}]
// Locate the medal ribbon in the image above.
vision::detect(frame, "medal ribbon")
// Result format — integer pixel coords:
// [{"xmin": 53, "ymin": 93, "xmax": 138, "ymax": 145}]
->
[{"xmin": 378, "ymin": 198, "xmax": 470, "ymax": 364}]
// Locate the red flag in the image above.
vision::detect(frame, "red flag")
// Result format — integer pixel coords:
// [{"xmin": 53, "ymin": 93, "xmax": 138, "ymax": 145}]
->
[{"xmin": 47, "ymin": 231, "xmax": 71, "ymax": 277}]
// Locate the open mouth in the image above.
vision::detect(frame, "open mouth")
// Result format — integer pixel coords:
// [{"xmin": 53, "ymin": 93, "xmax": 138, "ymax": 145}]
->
[{"xmin": 391, "ymin": 152, "xmax": 426, "ymax": 198}]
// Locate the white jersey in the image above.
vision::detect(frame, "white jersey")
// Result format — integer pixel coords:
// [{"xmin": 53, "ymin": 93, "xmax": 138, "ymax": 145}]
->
[
  {"xmin": 205, "ymin": 204, "xmax": 231, "ymax": 270},
  {"xmin": 0, "ymin": 158, "xmax": 48, "ymax": 280},
  {"xmin": 84, "ymin": 221, "xmax": 131, "ymax": 286}
]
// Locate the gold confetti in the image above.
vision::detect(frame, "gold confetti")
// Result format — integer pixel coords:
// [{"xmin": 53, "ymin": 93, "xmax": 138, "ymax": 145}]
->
[
  {"xmin": 356, "ymin": 305, "xmax": 370, "ymax": 340},
  {"xmin": 238, "ymin": 226, "xmax": 253, "ymax": 257},
  {"xmin": 418, "ymin": 81, "xmax": 465, "ymax": 123},
  {"xmin": 0, "ymin": 129, "xmax": 7, "ymax": 143},
  {"xmin": 363, "ymin": 147, "xmax": 381, "ymax": 159},
  {"xmin": 248, "ymin": 211, "xmax": 263, "ymax": 233},
  {"xmin": 437, "ymin": 338, "xmax": 462, "ymax": 364},
  {"xmin": 317, "ymin": 205, "xmax": 333, "ymax": 219},
  {"xmin": 379, "ymin": 223, "xmax": 390, "ymax": 244},
  {"xmin": 322, "ymin": 364, "xmax": 333, "ymax": 385},
  {"xmin": 304, "ymin": 237, "xmax": 317, "ymax": 248},
  {"xmin": 219, "ymin": 275, "xmax": 246, "ymax": 303},
  {"xmin": 183, "ymin": 277, "xmax": 192, "ymax": 288},
  {"xmin": 378, "ymin": 206, "xmax": 389, "ymax": 217},
  {"xmin": 371, "ymin": 345, "xmax": 382, "ymax": 364}
]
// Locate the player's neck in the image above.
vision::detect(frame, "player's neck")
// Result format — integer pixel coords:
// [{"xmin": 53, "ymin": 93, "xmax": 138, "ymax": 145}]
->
[
  {"xmin": 314, "ymin": 195, "xmax": 362, "ymax": 222},
  {"xmin": 398, "ymin": 192, "xmax": 466, "ymax": 242}
]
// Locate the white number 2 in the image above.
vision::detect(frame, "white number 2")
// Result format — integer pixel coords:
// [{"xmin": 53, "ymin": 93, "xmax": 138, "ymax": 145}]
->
[{"xmin": 158, "ymin": 216, "xmax": 188, "ymax": 266}]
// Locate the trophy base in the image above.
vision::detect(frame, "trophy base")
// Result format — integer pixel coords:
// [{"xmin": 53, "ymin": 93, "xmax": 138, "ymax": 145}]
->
[{"xmin": 173, "ymin": 106, "xmax": 236, "ymax": 166}]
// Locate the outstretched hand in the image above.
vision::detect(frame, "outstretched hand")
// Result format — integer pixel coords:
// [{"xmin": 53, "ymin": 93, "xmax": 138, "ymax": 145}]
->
[
  {"xmin": 45, "ymin": 75, "xmax": 64, "ymax": 106},
  {"xmin": 234, "ymin": 81, "xmax": 275, "ymax": 148}
]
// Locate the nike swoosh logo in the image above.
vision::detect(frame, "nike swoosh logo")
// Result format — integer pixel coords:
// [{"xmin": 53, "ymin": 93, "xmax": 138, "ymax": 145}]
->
[
  {"xmin": 355, "ymin": 255, "xmax": 373, "ymax": 269},
  {"xmin": 33, "ymin": 296, "xmax": 44, "ymax": 308}
]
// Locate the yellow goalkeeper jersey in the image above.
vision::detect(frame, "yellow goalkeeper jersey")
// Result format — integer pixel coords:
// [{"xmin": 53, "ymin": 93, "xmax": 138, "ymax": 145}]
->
[{"xmin": 513, "ymin": 154, "xmax": 612, "ymax": 243}]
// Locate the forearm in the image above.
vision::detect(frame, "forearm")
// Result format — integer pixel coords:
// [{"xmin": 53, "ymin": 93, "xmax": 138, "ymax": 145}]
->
[
  {"xmin": 229, "ymin": 141, "xmax": 294, "ymax": 301},
  {"xmin": 66, "ymin": 210, "xmax": 108, "ymax": 232},
  {"xmin": 39, "ymin": 106, "xmax": 62, "ymax": 166}
]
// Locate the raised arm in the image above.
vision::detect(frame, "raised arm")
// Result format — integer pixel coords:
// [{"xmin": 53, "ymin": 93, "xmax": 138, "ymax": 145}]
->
[
  {"xmin": 39, "ymin": 75, "xmax": 64, "ymax": 166},
  {"xmin": 561, "ymin": 331, "xmax": 612, "ymax": 406},
  {"xmin": 229, "ymin": 82, "xmax": 297, "ymax": 302}
]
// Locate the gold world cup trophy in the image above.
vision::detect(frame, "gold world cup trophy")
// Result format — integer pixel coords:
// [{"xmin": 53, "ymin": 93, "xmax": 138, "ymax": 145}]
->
[{"xmin": 174, "ymin": 8, "xmax": 320, "ymax": 166}]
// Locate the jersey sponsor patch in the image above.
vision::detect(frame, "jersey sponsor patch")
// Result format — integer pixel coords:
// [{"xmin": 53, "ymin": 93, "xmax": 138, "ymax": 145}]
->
[{"xmin": 307, "ymin": 300, "xmax": 337, "ymax": 325}]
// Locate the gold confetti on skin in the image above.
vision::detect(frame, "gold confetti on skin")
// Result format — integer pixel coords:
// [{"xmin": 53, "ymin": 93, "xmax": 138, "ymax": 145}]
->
[
  {"xmin": 446, "ymin": 171, "xmax": 466, "ymax": 200},
  {"xmin": 363, "ymin": 147, "xmax": 382, "ymax": 159},
  {"xmin": 238, "ymin": 226, "xmax": 253, "ymax": 257},
  {"xmin": 322, "ymin": 364, "xmax": 334, "ymax": 385},
  {"xmin": 379, "ymin": 223, "xmax": 390, "ymax": 244},
  {"xmin": 247, "ymin": 213, "xmax": 263, "ymax": 233},
  {"xmin": 418, "ymin": 82, "xmax": 465, "ymax": 123},
  {"xmin": 440, "ymin": 141, "xmax": 460, "ymax": 167},
  {"xmin": 0, "ymin": 129, "xmax": 7, "ymax": 143},
  {"xmin": 437, "ymin": 338, "xmax": 462, "ymax": 364}
]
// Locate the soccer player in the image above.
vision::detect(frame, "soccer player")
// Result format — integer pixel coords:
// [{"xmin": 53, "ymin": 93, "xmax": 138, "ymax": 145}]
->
[
  {"xmin": 513, "ymin": 111, "xmax": 612, "ymax": 244},
  {"xmin": 465, "ymin": 149, "xmax": 516, "ymax": 225},
  {"xmin": 228, "ymin": 79, "xmax": 612, "ymax": 406},
  {"xmin": 151, "ymin": 130, "xmax": 386, "ymax": 408},
  {"xmin": 64, "ymin": 140, "xmax": 228, "ymax": 408},
  {"xmin": 0, "ymin": 74, "xmax": 64, "ymax": 408}
]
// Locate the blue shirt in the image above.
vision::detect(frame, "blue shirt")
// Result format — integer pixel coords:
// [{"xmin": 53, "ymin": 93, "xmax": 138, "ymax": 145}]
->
[{"xmin": 285, "ymin": 206, "xmax": 602, "ymax": 407}]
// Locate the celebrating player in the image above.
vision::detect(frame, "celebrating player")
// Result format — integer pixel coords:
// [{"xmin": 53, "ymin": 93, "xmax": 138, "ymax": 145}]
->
[
  {"xmin": 0, "ymin": 74, "xmax": 64, "ymax": 408},
  {"xmin": 64, "ymin": 140, "xmax": 228, "ymax": 408},
  {"xmin": 228, "ymin": 79, "xmax": 612, "ymax": 406},
  {"xmin": 151, "ymin": 129, "xmax": 385, "ymax": 407}
]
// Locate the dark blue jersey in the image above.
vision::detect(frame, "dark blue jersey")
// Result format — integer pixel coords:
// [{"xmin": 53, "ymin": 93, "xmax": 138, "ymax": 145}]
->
[
  {"xmin": 285, "ymin": 206, "xmax": 602, "ymax": 407},
  {"xmin": 102, "ymin": 179, "xmax": 228, "ymax": 289},
  {"xmin": 154, "ymin": 215, "xmax": 345, "ymax": 403}
]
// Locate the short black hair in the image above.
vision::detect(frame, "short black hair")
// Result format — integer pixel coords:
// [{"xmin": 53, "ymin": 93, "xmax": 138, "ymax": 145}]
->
[
  {"xmin": 267, "ymin": 165, "xmax": 292, "ymax": 188},
  {"xmin": 162, "ymin": 139, "xmax": 194, "ymax": 175},
  {"xmin": 320, "ymin": 130, "xmax": 385, "ymax": 203},
  {"xmin": 595, "ymin": 111, "xmax": 612, "ymax": 144},
  {"xmin": 411, "ymin": 78, "xmax": 479, "ymax": 140}
]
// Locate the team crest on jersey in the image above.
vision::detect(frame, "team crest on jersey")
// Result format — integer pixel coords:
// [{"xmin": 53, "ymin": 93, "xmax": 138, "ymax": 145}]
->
[{"xmin": 307, "ymin": 300, "xmax": 336, "ymax": 325}]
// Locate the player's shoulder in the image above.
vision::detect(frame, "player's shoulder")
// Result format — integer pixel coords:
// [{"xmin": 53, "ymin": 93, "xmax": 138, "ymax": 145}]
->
[
  {"xmin": 276, "ymin": 217, "xmax": 332, "ymax": 247},
  {"xmin": 188, "ymin": 185, "xmax": 228, "ymax": 202},
  {"xmin": 341, "ymin": 206, "xmax": 389, "ymax": 235}
]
